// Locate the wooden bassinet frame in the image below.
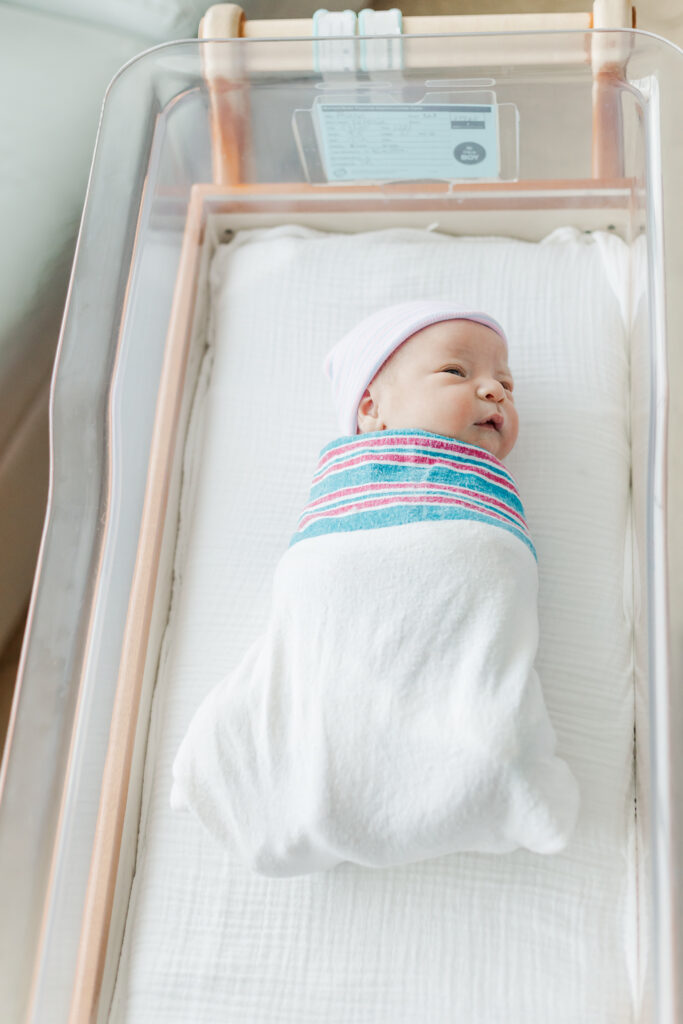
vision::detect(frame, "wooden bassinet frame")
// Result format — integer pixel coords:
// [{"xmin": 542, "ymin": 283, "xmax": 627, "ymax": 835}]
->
[{"xmin": 37, "ymin": 3, "xmax": 654, "ymax": 1022}]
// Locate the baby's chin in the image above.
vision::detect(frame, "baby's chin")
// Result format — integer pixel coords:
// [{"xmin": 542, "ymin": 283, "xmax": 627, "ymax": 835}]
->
[{"xmin": 451, "ymin": 426, "xmax": 515, "ymax": 459}]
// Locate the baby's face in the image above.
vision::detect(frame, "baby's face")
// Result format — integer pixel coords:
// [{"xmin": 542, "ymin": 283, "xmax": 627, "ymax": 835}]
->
[{"xmin": 357, "ymin": 319, "xmax": 519, "ymax": 459}]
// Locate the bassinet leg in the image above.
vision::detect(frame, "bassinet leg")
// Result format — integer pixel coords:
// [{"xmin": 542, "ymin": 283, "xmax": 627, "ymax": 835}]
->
[
  {"xmin": 200, "ymin": 5, "xmax": 248, "ymax": 186},
  {"xmin": 591, "ymin": 0, "xmax": 636, "ymax": 178}
]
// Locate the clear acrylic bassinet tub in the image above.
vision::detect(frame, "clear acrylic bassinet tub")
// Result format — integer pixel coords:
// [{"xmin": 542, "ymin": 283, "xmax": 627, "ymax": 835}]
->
[{"xmin": 1, "ymin": 5, "xmax": 682, "ymax": 1022}]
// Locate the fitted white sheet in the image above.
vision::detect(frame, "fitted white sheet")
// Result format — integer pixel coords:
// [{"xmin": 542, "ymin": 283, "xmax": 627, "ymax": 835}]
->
[{"xmin": 109, "ymin": 224, "xmax": 639, "ymax": 1023}]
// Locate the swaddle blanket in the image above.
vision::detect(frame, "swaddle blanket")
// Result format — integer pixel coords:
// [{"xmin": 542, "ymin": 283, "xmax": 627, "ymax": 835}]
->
[{"xmin": 171, "ymin": 430, "xmax": 580, "ymax": 876}]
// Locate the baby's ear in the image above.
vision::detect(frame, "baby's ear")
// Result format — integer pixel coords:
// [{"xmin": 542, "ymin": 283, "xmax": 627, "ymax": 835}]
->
[{"xmin": 356, "ymin": 388, "xmax": 384, "ymax": 433}]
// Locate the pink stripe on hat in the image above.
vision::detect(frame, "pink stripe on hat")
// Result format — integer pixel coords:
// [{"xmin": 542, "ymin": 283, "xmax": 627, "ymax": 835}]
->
[{"xmin": 323, "ymin": 300, "xmax": 508, "ymax": 436}]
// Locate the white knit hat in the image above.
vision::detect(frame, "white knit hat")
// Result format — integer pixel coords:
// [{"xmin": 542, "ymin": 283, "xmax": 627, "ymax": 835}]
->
[{"xmin": 323, "ymin": 299, "xmax": 508, "ymax": 436}]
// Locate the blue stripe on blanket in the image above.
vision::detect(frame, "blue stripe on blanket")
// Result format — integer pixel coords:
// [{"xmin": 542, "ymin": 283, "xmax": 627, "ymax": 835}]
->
[{"xmin": 289, "ymin": 430, "xmax": 536, "ymax": 559}]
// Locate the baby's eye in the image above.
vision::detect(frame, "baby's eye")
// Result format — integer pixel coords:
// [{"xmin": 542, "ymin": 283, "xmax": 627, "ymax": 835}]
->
[
  {"xmin": 443, "ymin": 367, "xmax": 466, "ymax": 377},
  {"xmin": 502, "ymin": 381, "xmax": 514, "ymax": 392}
]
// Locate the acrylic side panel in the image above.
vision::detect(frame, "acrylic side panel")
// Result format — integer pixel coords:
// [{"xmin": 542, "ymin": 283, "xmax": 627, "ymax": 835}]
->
[
  {"xmin": 629, "ymin": 38, "xmax": 683, "ymax": 1024},
  {"xmin": 95, "ymin": 195, "xmax": 217, "ymax": 1024},
  {"xmin": 0, "ymin": 53, "xmax": 213, "ymax": 1024},
  {"xmin": 631, "ymin": 238, "xmax": 654, "ymax": 1023}
]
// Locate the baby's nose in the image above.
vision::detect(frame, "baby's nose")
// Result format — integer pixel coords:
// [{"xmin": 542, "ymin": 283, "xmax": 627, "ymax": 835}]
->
[{"xmin": 476, "ymin": 378, "xmax": 505, "ymax": 402}]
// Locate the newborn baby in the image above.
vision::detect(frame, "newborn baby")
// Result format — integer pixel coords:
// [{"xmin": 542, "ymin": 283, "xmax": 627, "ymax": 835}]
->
[{"xmin": 171, "ymin": 299, "xmax": 580, "ymax": 876}]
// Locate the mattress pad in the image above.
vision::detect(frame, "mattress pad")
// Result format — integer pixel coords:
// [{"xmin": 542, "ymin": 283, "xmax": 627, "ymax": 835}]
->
[{"xmin": 109, "ymin": 223, "xmax": 637, "ymax": 1022}]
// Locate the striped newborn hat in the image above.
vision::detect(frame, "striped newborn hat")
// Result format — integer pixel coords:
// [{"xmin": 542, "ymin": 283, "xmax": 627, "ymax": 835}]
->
[{"xmin": 323, "ymin": 299, "xmax": 508, "ymax": 436}]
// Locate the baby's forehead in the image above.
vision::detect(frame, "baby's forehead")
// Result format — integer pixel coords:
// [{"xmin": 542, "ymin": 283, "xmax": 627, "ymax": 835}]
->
[{"xmin": 401, "ymin": 320, "xmax": 510, "ymax": 367}]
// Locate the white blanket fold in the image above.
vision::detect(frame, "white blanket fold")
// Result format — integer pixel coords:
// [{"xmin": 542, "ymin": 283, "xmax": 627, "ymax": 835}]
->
[{"xmin": 171, "ymin": 431, "xmax": 579, "ymax": 875}]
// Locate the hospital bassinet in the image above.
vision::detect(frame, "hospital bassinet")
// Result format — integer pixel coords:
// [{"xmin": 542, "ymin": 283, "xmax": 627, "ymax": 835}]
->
[{"xmin": 2, "ymin": 3, "xmax": 683, "ymax": 1021}]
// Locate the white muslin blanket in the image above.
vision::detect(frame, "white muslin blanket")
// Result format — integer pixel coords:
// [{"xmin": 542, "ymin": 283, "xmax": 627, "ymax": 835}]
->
[{"xmin": 171, "ymin": 429, "xmax": 580, "ymax": 875}]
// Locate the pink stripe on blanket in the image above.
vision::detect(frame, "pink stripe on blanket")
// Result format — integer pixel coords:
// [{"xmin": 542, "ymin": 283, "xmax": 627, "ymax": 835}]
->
[{"xmin": 299, "ymin": 480, "xmax": 527, "ymax": 528}]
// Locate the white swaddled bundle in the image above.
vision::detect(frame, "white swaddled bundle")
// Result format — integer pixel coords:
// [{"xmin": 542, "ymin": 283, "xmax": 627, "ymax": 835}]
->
[{"xmin": 171, "ymin": 428, "xmax": 579, "ymax": 875}]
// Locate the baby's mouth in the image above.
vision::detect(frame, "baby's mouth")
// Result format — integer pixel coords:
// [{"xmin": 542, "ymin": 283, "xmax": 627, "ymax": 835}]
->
[{"xmin": 475, "ymin": 413, "xmax": 504, "ymax": 432}]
